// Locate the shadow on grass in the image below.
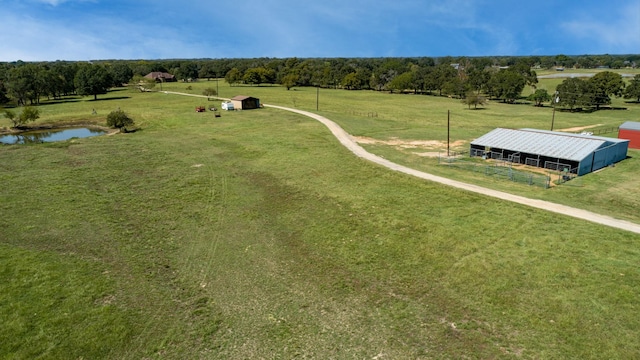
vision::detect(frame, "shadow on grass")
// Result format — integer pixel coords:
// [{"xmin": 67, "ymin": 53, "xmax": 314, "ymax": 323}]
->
[
  {"xmin": 39, "ymin": 98, "xmax": 83, "ymax": 106},
  {"xmin": 557, "ymin": 106, "xmax": 628, "ymax": 113},
  {"xmin": 88, "ymin": 96, "xmax": 131, "ymax": 102}
]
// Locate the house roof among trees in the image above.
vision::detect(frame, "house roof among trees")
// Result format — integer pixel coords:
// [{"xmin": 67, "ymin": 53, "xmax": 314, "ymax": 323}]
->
[{"xmin": 144, "ymin": 72, "xmax": 175, "ymax": 80}]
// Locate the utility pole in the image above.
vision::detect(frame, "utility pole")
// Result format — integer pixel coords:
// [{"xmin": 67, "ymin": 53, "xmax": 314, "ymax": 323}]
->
[
  {"xmin": 447, "ymin": 110, "xmax": 450, "ymax": 157},
  {"xmin": 551, "ymin": 91, "xmax": 559, "ymax": 131}
]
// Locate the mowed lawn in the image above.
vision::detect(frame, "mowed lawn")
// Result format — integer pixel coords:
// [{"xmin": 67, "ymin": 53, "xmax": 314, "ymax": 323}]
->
[{"xmin": 1, "ymin": 83, "xmax": 639, "ymax": 359}]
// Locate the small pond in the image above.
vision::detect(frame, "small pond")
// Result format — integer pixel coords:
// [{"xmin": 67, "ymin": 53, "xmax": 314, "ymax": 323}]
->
[{"xmin": 0, "ymin": 127, "xmax": 107, "ymax": 145}]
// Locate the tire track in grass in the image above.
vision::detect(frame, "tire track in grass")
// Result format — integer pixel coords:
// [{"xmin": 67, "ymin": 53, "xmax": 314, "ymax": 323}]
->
[
  {"xmin": 151, "ymin": 163, "xmax": 228, "ymax": 355},
  {"xmin": 199, "ymin": 166, "xmax": 227, "ymax": 288},
  {"xmin": 185, "ymin": 163, "xmax": 227, "ymax": 288}
]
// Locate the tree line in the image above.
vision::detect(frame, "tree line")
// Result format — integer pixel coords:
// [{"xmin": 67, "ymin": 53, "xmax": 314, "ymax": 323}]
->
[{"xmin": 1, "ymin": 54, "xmax": 639, "ymax": 110}]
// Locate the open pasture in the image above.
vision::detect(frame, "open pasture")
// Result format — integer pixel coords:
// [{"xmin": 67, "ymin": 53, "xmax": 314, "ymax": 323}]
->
[
  {"xmin": 1, "ymin": 81, "xmax": 639, "ymax": 359},
  {"xmin": 162, "ymin": 77, "xmax": 640, "ymax": 223}
]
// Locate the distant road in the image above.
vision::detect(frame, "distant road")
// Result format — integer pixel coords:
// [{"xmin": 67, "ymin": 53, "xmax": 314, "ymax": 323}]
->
[
  {"xmin": 162, "ymin": 91, "xmax": 640, "ymax": 234},
  {"xmin": 538, "ymin": 73, "xmax": 636, "ymax": 79}
]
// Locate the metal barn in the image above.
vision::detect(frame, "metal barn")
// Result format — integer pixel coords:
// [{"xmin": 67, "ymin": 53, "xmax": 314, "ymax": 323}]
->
[
  {"xmin": 618, "ymin": 121, "xmax": 640, "ymax": 149},
  {"xmin": 230, "ymin": 95, "xmax": 260, "ymax": 110},
  {"xmin": 470, "ymin": 128, "xmax": 629, "ymax": 176}
]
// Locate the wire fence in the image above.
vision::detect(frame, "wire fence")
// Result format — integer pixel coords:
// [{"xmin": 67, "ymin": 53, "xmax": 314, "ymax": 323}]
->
[
  {"xmin": 571, "ymin": 127, "xmax": 617, "ymax": 136},
  {"xmin": 553, "ymin": 167, "xmax": 583, "ymax": 187},
  {"xmin": 438, "ymin": 156, "xmax": 551, "ymax": 189},
  {"xmin": 345, "ymin": 110, "xmax": 379, "ymax": 118}
]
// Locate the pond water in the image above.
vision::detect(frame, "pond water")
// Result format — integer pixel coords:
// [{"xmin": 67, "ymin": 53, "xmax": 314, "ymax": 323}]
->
[{"xmin": 0, "ymin": 127, "xmax": 107, "ymax": 145}]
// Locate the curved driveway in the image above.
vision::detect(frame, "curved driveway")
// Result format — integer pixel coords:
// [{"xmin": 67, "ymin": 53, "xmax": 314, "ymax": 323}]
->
[
  {"xmin": 265, "ymin": 104, "xmax": 640, "ymax": 235},
  {"xmin": 164, "ymin": 91, "xmax": 640, "ymax": 235}
]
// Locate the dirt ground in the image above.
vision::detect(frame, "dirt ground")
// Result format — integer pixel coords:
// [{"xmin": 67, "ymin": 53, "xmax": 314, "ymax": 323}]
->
[
  {"xmin": 352, "ymin": 136, "xmax": 466, "ymax": 157},
  {"xmin": 556, "ymin": 124, "xmax": 603, "ymax": 132}
]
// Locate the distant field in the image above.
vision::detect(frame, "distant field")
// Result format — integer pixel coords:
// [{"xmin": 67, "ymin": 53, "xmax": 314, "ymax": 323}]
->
[{"xmin": 1, "ymin": 82, "xmax": 639, "ymax": 359}]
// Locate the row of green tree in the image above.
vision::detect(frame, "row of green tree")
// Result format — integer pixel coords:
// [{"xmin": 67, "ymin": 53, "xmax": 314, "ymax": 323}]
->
[
  {"xmin": 0, "ymin": 61, "xmax": 133, "ymax": 105},
  {"xmin": 554, "ymin": 72, "xmax": 640, "ymax": 110},
  {"xmin": 1, "ymin": 54, "xmax": 638, "ymax": 108}
]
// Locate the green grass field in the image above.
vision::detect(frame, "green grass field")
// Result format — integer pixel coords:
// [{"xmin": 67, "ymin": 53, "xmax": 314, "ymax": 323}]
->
[{"xmin": 1, "ymin": 76, "xmax": 640, "ymax": 359}]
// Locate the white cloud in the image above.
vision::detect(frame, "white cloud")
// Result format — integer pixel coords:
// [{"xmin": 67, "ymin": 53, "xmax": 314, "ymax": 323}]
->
[
  {"xmin": 32, "ymin": 0, "xmax": 66, "ymax": 5},
  {"xmin": 560, "ymin": 3, "xmax": 640, "ymax": 53},
  {"xmin": 32, "ymin": 0, "xmax": 94, "ymax": 5}
]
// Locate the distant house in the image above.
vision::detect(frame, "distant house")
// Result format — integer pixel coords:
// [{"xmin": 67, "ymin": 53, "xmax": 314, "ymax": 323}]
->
[
  {"xmin": 144, "ymin": 72, "xmax": 176, "ymax": 82},
  {"xmin": 230, "ymin": 95, "xmax": 260, "ymax": 110},
  {"xmin": 619, "ymin": 121, "xmax": 640, "ymax": 149}
]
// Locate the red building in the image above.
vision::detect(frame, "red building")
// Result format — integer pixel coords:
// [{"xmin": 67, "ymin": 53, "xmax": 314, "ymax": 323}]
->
[{"xmin": 618, "ymin": 121, "xmax": 640, "ymax": 149}]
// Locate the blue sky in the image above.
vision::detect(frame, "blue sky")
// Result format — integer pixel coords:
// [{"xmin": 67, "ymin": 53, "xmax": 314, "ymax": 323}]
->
[{"xmin": 1, "ymin": 0, "xmax": 638, "ymax": 61}]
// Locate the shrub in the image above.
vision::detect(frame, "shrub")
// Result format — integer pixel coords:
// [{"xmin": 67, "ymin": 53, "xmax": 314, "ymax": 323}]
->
[
  {"xmin": 3, "ymin": 106, "xmax": 39, "ymax": 128},
  {"xmin": 202, "ymin": 88, "xmax": 217, "ymax": 97},
  {"xmin": 106, "ymin": 109, "xmax": 134, "ymax": 131}
]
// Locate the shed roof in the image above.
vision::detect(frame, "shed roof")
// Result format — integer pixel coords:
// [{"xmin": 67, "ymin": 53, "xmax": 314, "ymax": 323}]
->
[
  {"xmin": 470, "ymin": 128, "xmax": 608, "ymax": 162},
  {"xmin": 619, "ymin": 121, "xmax": 640, "ymax": 131},
  {"xmin": 521, "ymin": 128, "xmax": 629, "ymax": 143},
  {"xmin": 231, "ymin": 95, "xmax": 257, "ymax": 101}
]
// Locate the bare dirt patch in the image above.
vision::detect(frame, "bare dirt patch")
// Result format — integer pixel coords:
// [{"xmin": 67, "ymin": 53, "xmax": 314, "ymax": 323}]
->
[
  {"xmin": 352, "ymin": 136, "xmax": 466, "ymax": 157},
  {"xmin": 556, "ymin": 124, "xmax": 603, "ymax": 132}
]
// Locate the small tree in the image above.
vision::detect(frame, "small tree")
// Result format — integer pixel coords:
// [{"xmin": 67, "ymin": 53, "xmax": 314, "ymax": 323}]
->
[
  {"xmin": 3, "ymin": 109, "xmax": 17, "ymax": 127},
  {"xmin": 20, "ymin": 106, "xmax": 40, "ymax": 125},
  {"xmin": 527, "ymin": 89, "xmax": 552, "ymax": 107},
  {"xmin": 623, "ymin": 74, "xmax": 640, "ymax": 102},
  {"xmin": 3, "ymin": 106, "xmax": 39, "ymax": 127},
  {"xmin": 225, "ymin": 68, "xmax": 242, "ymax": 86},
  {"xmin": 202, "ymin": 88, "xmax": 217, "ymax": 99},
  {"xmin": 280, "ymin": 74, "xmax": 299, "ymax": 90},
  {"xmin": 462, "ymin": 92, "xmax": 487, "ymax": 109},
  {"xmin": 106, "ymin": 109, "xmax": 134, "ymax": 132}
]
